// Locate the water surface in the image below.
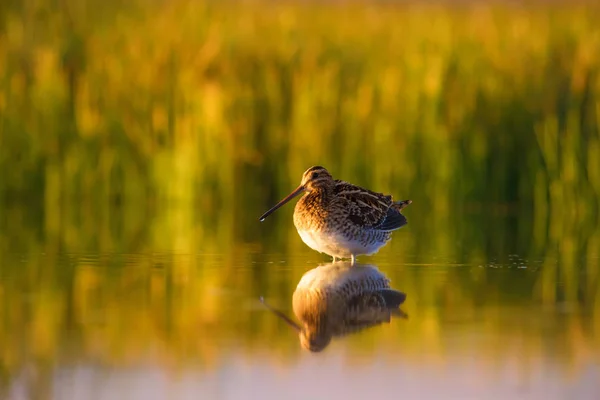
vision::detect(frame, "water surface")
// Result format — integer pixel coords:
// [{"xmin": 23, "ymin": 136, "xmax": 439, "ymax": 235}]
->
[{"xmin": 1, "ymin": 204, "xmax": 598, "ymax": 400}]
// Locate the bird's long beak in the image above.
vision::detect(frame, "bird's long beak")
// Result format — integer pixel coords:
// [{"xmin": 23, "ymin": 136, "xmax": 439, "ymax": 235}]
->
[
  {"xmin": 259, "ymin": 185, "xmax": 305, "ymax": 221},
  {"xmin": 259, "ymin": 297, "xmax": 301, "ymax": 332}
]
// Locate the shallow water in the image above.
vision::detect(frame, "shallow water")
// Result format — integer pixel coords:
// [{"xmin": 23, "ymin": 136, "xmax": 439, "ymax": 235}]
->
[{"xmin": 1, "ymin": 214, "xmax": 599, "ymax": 400}]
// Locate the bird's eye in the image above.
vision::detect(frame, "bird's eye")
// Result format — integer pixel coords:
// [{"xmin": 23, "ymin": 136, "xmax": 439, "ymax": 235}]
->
[{"xmin": 311, "ymin": 172, "xmax": 319, "ymax": 179}]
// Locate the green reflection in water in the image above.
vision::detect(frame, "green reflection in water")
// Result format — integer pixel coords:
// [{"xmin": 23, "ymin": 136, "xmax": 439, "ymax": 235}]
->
[{"xmin": 0, "ymin": 200, "xmax": 599, "ymax": 398}]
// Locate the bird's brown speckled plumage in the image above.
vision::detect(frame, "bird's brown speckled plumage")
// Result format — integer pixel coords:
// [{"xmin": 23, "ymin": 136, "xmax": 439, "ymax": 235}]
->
[
  {"xmin": 260, "ymin": 166, "xmax": 411, "ymax": 263},
  {"xmin": 270, "ymin": 262, "xmax": 407, "ymax": 352}
]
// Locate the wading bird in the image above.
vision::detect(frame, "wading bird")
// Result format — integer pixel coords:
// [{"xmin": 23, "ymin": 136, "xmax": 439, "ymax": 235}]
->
[{"xmin": 259, "ymin": 166, "xmax": 411, "ymax": 264}]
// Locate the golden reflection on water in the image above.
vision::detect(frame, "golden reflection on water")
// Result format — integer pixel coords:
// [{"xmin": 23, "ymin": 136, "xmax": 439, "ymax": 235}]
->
[{"xmin": 1, "ymin": 232, "xmax": 599, "ymax": 399}]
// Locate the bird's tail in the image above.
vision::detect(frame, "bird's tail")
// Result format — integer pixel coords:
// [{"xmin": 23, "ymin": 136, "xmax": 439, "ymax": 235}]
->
[
  {"xmin": 379, "ymin": 289, "xmax": 407, "ymax": 307},
  {"xmin": 393, "ymin": 199, "xmax": 412, "ymax": 211}
]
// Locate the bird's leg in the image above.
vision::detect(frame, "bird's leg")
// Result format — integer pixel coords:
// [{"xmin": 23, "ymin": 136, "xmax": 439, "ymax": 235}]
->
[
  {"xmin": 332, "ymin": 256, "xmax": 338, "ymax": 263},
  {"xmin": 351, "ymin": 254, "xmax": 356, "ymax": 265}
]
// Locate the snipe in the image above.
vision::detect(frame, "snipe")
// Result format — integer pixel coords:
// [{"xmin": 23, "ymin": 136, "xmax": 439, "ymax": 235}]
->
[
  {"xmin": 260, "ymin": 262, "xmax": 407, "ymax": 352},
  {"xmin": 259, "ymin": 166, "xmax": 411, "ymax": 264}
]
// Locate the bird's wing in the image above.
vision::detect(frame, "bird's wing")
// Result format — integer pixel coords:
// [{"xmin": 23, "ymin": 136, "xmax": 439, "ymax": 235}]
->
[
  {"xmin": 375, "ymin": 208, "xmax": 407, "ymax": 231},
  {"xmin": 333, "ymin": 181, "xmax": 406, "ymax": 231}
]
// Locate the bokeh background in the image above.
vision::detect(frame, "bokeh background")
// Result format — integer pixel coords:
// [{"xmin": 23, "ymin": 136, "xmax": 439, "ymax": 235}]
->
[{"xmin": 1, "ymin": 0, "xmax": 599, "ymax": 398}]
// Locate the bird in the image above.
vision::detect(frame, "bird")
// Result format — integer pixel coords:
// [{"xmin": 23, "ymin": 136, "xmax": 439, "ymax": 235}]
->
[
  {"xmin": 260, "ymin": 262, "xmax": 407, "ymax": 352},
  {"xmin": 259, "ymin": 166, "xmax": 412, "ymax": 264}
]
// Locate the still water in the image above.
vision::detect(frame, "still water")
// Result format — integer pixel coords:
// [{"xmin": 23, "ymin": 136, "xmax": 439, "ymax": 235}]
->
[{"xmin": 1, "ymin": 203, "xmax": 599, "ymax": 400}]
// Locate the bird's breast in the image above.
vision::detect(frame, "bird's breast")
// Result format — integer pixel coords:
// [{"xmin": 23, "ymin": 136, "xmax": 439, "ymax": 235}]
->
[{"xmin": 293, "ymin": 193, "xmax": 332, "ymax": 231}]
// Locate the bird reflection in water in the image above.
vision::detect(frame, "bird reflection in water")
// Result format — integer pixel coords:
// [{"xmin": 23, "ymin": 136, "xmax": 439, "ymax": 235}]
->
[{"xmin": 261, "ymin": 262, "xmax": 407, "ymax": 352}]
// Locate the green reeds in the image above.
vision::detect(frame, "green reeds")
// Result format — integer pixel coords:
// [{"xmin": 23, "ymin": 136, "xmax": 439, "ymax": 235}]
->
[{"xmin": 1, "ymin": 1, "xmax": 598, "ymax": 231}]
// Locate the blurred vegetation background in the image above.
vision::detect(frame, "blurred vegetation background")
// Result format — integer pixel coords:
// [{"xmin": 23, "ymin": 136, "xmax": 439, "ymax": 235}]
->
[
  {"xmin": 0, "ymin": 0, "xmax": 599, "ymax": 396},
  {"xmin": 1, "ymin": 0, "xmax": 599, "ymax": 247}
]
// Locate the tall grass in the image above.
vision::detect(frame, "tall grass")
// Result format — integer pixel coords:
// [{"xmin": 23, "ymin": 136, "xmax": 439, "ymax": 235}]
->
[
  {"xmin": 1, "ymin": 0, "xmax": 598, "ymax": 269},
  {"xmin": 1, "ymin": 0, "xmax": 598, "ymax": 218}
]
